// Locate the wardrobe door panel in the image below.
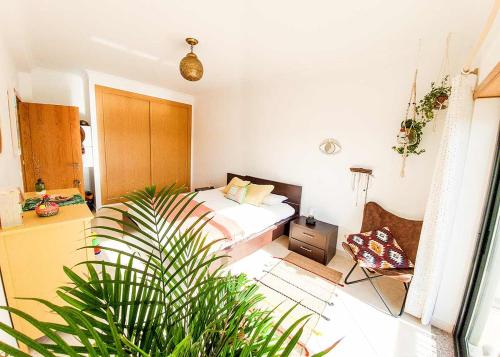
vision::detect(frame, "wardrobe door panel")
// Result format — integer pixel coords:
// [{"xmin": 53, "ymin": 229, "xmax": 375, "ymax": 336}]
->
[
  {"xmin": 150, "ymin": 101, "xmax": 191, "ymax": 189},
  {"xmin": 100, "ymin": 92, "xmax": 151, "ymax": 203}
]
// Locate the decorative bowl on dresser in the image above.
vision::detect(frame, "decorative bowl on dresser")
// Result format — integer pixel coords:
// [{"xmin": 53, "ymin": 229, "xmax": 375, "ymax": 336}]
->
[{"xmin": 289, "ymin": 216, "xmax": 338, "ymax": 265}]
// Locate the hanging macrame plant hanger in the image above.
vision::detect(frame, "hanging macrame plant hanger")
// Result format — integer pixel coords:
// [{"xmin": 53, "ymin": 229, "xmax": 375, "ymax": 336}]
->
[
  {"xmin": 401, "ymin": 70, "xmax": 418, "ymax": 177},
  {"xmin": 433, "ymin": 34, "xmax": 451, "ymax": 129}
]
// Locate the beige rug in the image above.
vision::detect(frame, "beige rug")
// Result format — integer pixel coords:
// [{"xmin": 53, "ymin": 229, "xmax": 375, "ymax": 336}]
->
[
  {"xmin": 284, "ymin": 252, "xmax": 343, "ymax": 286},
  {"xmin": 255, "ymin": 253, "xmax": 342, "ymax": 356}
]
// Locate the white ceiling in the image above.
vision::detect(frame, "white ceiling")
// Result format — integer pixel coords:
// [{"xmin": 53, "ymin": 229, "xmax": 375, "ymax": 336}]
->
[{"xmin": 0, "ymin": 0, "xmax": 494, "ymax": 94}]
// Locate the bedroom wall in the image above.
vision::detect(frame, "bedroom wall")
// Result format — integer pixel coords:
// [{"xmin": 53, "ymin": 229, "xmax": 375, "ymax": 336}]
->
[
  {"xmin": 17, "ymin": 68, "xmax": 87, "ymax": 117},
  {"xmin": 0, "ymin": 34, "xmax": 22, "ymax": 348},
  {"xmin": 0, "ymin": 40, "xmax": 23, "ymax": 190},
  {"xmin": 193, "ymin": 62, "xmax": 446, "ymax": 241},
  {"xmin": 192, "ymin": 86, "xmax": 245, "ymax": 187}
]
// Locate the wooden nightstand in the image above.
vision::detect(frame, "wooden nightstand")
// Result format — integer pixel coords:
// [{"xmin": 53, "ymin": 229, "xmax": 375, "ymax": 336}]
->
[
  {"xmin": 289, "ymin": 216, "xmax": 338, "ymax": 265},
  {"xmin": 195, "ymin": 186, "xmax": 215, "ymax": 192}
]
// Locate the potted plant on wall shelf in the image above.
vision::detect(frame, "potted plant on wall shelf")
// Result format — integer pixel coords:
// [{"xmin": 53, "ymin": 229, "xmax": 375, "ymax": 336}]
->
[{"xmin": 416, "ymin": 75, "xmax": 452, "ymax": 121}]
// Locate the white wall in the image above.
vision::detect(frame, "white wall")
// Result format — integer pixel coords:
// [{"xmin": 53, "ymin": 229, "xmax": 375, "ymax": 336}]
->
[
  {"xmin": 193, "ymin": 86, "xmax": 245, "ymax": 187},
  {"xmin": 17, "ymin": 68, "xmax": 87, "ymax": 119},
  {"xmin": 0, "ymin": 44, "xmax": 23, "ymax": 190},
  {"xmin": 0, "ymin": 35, "xmax": 22, "ymax": 348},
  {"xmin": 193, "ymin": 65, "xmax": 446, "ymax": 245},
  {"xmin": 86, "ymin": 70, "xmax": 195, "ymax": 208}
]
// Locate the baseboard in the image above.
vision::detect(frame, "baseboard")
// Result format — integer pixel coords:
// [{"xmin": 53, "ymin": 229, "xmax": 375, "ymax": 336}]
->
[{"xmin": 431, "ymin": 317, "xmax": 454, "ymax": 334}]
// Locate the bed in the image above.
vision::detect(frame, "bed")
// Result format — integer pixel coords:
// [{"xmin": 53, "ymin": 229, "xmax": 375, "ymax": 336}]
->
[
  {"xmin": 118, "ymin": 173, "xmax": 302, "ymax": 266},
  {"xmin": 217, "ymin": 173, "xmax": 302, "ymax": 264}
]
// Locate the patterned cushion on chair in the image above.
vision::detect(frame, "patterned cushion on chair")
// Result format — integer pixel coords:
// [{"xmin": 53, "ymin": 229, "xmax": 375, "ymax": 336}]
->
[{"xmin": 346, "ymin": 227, "xmax": 414, "ymax": 269}]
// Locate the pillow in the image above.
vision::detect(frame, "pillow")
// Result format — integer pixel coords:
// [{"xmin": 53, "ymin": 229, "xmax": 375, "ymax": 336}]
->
[
  {"xmin": 245, "ymin": 184, "xmax": 274, "ymax": 206},
  {"xmin": 262, "ymin": 193, "xmax": 288, "ymax": 206},
  {"xmin": 223, "ymin": 177, "xmax": 250, "ymax": 194},
  {"xmin": 346, "ymin": 227, "xmax": 414, "ymax": 269},
  {"xmin": 225, "ymin": 185, "xmax": 248, "ymax": 204}
]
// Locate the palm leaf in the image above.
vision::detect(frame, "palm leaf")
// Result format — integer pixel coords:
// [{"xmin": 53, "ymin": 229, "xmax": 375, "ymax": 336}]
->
[{"xmin": 0, "ymin": 184, "xmax": 337, "ymax": 356}]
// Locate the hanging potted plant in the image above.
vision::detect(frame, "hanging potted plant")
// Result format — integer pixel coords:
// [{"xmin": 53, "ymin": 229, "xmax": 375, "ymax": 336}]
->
[
  {"xmin": 416, "ymin": 75, "xmax": 451, "ymax": 121},
  {"xmin": 392, "ymin": 119, "xmax": 426, "ymax": 156}
]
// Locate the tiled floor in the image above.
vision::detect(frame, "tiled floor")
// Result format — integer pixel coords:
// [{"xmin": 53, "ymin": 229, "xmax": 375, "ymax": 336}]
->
[
  {"xmin": 89, "ymin": 209, "xmax": 454, "ymax": 356},
  {"xmin": 226, "ymin": 236, "xmax": 454, "ymax": 357}
]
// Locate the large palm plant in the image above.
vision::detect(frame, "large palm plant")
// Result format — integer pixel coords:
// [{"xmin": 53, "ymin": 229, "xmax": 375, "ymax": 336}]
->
[{"xmin": 0, "ymin": 185, "xmax": 332, "ymax": 356}]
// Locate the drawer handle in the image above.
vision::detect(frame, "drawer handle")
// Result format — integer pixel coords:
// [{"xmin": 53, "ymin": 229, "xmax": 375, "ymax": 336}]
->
[
  {"xmin": 302, "ymin": 232, "xmax": 315, "ymax": 238},
  {"xmin": 299, "ymin": 246, "xmax": 312, "ymax": 253}
]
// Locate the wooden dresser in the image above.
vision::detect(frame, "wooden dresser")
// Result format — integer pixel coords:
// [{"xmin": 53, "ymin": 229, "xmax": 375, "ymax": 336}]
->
[
  {"xmin": 289, "ymin": 216, "xmax": 338, "ymax": 265},
  {"xmin": 0, "ymin": 188, "xmax": 93, "ymax": 344}
]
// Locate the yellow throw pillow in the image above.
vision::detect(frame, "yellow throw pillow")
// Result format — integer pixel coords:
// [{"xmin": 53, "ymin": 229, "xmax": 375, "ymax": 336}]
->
[
  {"xmin": 223, "ymin": 176, "xmax": 250, "ymax": 194},
  {"xmin": 245, "ymin": 184, "xmax": 274, "ymax": 206}
]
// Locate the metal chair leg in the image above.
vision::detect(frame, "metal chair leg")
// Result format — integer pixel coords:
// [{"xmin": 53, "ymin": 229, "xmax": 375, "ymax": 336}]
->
[
  {"xmin": 344, "ymin": 261, "xmax": 410, "ymax": 318},
  {"xmin": 344, "ymin": 262, "xmax": 384, "ymax": 284}
]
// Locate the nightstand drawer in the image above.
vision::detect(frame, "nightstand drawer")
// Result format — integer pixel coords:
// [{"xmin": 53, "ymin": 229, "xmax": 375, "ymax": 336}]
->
[
  {"xmin": 289, "ymin": 238, "xmax": 325, "ymax": 264},
  {"xmin": 290, "ymin": 224, "xmax": 326, "ymax": 249}
]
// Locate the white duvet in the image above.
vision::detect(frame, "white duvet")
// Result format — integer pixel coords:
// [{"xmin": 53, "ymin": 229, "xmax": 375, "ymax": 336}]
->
[
  {"xmin": 194, "ymin": 188, "xmax": 295, "ymax": 244},
  {"xmin": 100, "ymin": 188, "xmax": 295, "ymax": 262}
]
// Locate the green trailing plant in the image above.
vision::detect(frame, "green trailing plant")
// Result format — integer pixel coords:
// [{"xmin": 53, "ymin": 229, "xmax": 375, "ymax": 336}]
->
[
  {"xmin": 416, "ymin": 75, "xmax": 451, "ymax": 122},
  {"xmin": 392, "ymin": 119, "xmax": 426, "ymax": 156},
  {"xmin": 392, "ymin": 76, "xmax": 452, "ymax": 158},
  {"xmin": 0, "ymin": 185, "xmax": 334, "ymax": 356}
]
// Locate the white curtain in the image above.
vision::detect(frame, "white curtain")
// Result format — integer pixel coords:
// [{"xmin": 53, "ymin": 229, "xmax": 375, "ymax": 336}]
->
[{"xmin": 406, "ymin": 73, "xmax": 477, "ymax": 324}]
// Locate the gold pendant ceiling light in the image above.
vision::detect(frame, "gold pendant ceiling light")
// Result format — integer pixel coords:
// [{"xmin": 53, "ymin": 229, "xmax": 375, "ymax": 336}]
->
[{"xmin": 179, "ymin": 38, "xmax": 203, "ymax": 81}]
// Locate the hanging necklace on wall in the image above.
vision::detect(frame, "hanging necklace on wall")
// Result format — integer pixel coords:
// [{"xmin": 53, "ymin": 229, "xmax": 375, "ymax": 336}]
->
[{"xmin": 350, "ymin": 167, "xmax": 373, "ymax": 206}]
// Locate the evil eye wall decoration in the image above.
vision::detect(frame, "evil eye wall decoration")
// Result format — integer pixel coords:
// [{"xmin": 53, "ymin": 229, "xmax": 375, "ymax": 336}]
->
[{"xmin": 319, "ymin": 138, "xmax": 342, "ymax": 155}]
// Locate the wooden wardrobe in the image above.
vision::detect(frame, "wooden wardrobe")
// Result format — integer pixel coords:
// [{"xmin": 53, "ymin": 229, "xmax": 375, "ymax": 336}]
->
[{"xmin": 95, "ymin": 86, "xmax": 191, "ymax": 204}]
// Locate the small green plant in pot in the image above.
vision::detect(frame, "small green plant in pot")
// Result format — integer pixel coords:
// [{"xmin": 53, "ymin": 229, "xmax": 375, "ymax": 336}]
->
[{"xmin": 416, "ymin": 75, "xmax": 451, "ymax": 122}]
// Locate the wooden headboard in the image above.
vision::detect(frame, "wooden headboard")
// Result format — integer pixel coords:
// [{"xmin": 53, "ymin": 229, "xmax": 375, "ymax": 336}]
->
[{"xmin": 227, "ymin": 173, "xmax": 302, "ymax": 216}]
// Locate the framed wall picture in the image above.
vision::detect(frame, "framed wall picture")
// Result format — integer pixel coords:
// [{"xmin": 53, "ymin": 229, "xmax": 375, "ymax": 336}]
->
[{"xmin": 7, "ymin": 88, "xmax": 21, "ymax": 157}]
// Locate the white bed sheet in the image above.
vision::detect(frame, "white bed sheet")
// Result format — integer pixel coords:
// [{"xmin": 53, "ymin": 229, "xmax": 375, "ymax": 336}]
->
[
  {"xmin": 194, "ymin": 188, "xmax": 295, "ymax": 242},
  {"xmin": 100, "ymin": 188, "xmax": 295, "ymax": 264}
]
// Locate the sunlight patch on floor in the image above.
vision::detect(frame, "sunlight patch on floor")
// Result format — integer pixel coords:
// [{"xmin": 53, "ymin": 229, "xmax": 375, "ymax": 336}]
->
[{"xmin": 225, "ymin": 236, "xmax": 454, "ymax": 357}]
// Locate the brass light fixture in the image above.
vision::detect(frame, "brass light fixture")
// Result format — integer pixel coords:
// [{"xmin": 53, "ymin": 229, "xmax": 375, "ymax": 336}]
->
[{"xmin": 179, "ymin": 38, "xmax": 203, "ymax": 81}]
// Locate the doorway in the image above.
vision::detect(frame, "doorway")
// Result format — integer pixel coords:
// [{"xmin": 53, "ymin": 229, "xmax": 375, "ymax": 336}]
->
[{"xmin": 18, "ymin": 102, "xmax": 85, "ymax": 194}]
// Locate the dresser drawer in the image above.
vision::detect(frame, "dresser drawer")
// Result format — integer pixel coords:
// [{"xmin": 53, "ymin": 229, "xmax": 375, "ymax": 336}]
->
[
  {"xmin": 289, "ymin": 238, "xmax": 325, "ymax": 264},
  {"xmin": 290, "ymin": 223, "xmax": 326, "ymax": 249}
]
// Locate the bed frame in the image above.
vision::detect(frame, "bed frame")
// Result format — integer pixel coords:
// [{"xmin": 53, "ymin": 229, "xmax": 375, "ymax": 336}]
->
[
  {"xmin": 219, "ymin": 173, "xmax": 302, "ymax": 265},
  {"xmin": 122, "ymin": 173, "xmax": 302, "ymax": 267}
]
